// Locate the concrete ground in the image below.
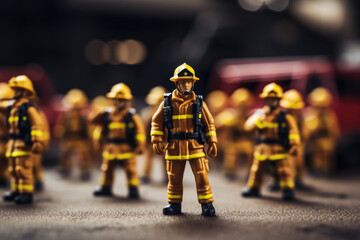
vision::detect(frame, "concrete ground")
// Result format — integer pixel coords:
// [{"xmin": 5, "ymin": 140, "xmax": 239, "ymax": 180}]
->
[{"xmin": 0, "ymin": 159, "xmax": 359, "ymax": 240}]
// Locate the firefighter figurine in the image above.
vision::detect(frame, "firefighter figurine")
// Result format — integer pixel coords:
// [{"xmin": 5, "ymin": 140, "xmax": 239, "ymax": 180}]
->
[
  {"xmin": 0, "ymin": 75, "xmax": 45, "ymax": 204},
  {"xmin": 141, "ymin": 86, "xmax": 167, "ymax": 184},
  {"xmin": 221, "ymin": 88, "xmax": 255, "ymax": 180},
  {"xmin": 151, "ymin": 63, "xmax": 217, "ymax": 216},
  {"xmin": 90, "ymin": 83, "xmax": 145, "ymax": 199},
  {"xmin": 54, "ymin": 89, "xmax": 92, "ymax": 180},
  {"xmin": 0, "ymin": 83, "xmax": 13, "ymax": 187},
  {"xmin": 303, "ymin": 88, "xmax": 340, "ymax": 174},
  {"xmin": 242, "ymin": 83, "xmax": 300, "ymax": 200}
]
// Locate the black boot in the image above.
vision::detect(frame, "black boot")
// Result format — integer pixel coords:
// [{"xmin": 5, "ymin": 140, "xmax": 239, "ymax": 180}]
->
[
  {"xmin": 128, "ymin": 187, "xmax": 140, "ymax": 199},
  {"xmin": 268, "ymin": 183, "xmax": 280, "ymax": 192},
  {"xmin": 3, "ymin": 192, "xmax": 19, "ymax": 202},
  {"xmin": 0, "ymin": 178, "xmax": 8, "ymax": 188},
  {"xmin": 163, "ymin": 203, "xmax": 182, "ymax": 215},
  {"xmin": 15, "ymin": 193, "xmax": 33, "ymax": 204},
  {"xmin": 225, "ymin": 173, "xmax": 237, "ymax": 181},
  {"xmin": 140, "ymin": 176, "xmax": 151, "ymax": 184},
  {"xmin": 35, "ymin": 181, "xmax": 44, "ymax": 192},
  {"xmin": 60, "ymin": 169, "xmax": 70, "ymax": 179},
  {"xmin": 282, "ymin": 189, "xmax": 295, "ymax": 201},
  {"xmin": 80, "ymin": 171, "xmax": 91, "ymax": 181},
  {"xmin": 241, "ymin": 187, "xmax": 260, "ymax": 197},
  {"xmin": 201, "ymin": 203, "xmax": 216, "ymax": 217},
  {"xmin": 93, "ymin": 186, "xmax": 113, "ymax": 197}
]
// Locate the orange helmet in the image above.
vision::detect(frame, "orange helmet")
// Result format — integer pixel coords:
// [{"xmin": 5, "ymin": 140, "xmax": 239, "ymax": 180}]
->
[
  {"xmin": 146, "ymin": 86, "xmax": 167, "ymax": 106},
  {"xmin": 91, "ymin": 95, "xmax": 110, "ymax": 111},
  {"xmin": 308, "ymin": 87, "xmax": 332, "ymax": 107},
  {"xmin": 231, "ymin": 88, "xmax": 254, "ymax": 107},
  {"xmin": 259, "ymin": 82, "xmax": 283, "ymax": 99},
  {"xmin": 106, "ymin": 83, "xmax": 133, "ymax": 100},
  {"xmin": 0, "ymin": 83, "xmax": 14, "ymax": 100},
  {"xmin": 280, "ymin": 89, "xmax": 304, "ymax": 109},
  {"xmin": 63, "ymin": 89, "xmax": 88, "ymax": 109},
  {"xmin": 8, "ymin": 75, "xmax": 36, "ymax": 97},
  {"xmin": 170, "ymin": 63, "xmax": 199, "ymax": 82}
]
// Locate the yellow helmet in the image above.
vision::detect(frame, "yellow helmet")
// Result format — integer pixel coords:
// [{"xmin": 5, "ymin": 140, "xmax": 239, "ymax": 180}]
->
[
  {"xmin": 146, "ymin": 86, "xmax": 167, "ymax": 105},
  {"xmin": 231, "ymin": 88, "xmax": 254, "ymax": 107},
  {"xmin": 206, "ymin": 90, "xmax": 228, "ymax": 111},
  {"xmin": 91, "ymin": 95, "xmax": 110, "ymax": 111},
  {"xmin": 106, "ymin": 83, "xmax": 133, "ymax": 100},
  {"xmin": 170, "ymin": 63, "xmax": 199, "ymax": 82},
  {"xmin": 8, "ymin": 75, "xmax": 36, "ymax": 97},
  {"xmin": 308, "ymin": 87, "xmax": 332, "ymax": 107},
  {"xmin": 0, "ymin": 83, "xmax": 14, "ymax": 100},
  {"xmin": 259, "ymin": 82, "xmax": 283, "ymax": 99},
  {"xmin": 280, "ymin": 89, "xmax": 304, "ymax": 109},
  {"xmin": 63, "ymin": 89, "xmax": 88, "ymax": 109}
]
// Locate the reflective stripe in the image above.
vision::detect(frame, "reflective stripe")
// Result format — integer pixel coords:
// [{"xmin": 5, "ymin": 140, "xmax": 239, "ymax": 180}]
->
[
  {"xmin": 168, "ymin": 194, "xmax": 182, "ymax": 199},
  {"xmin": 8, "ymin": 116, "xmax": 27, "ymax": 123},
  {"xmin": 11, "ymin": 184, "xmax": 17, "ymax": 190},
  {"xmin": 172, "ymin": 114, "xmax": 201, "ymax": 120},
  {"xmin": 280, "ymin": 181, "xmax": 294, "ymax": 188},
  {"xmin": 31, "ymin": 130, "xmax": 44, "ymax": 137},
  {"xmin": 127, "ymin": 179, "xmax": 139, "ymax": 186},
  {"xmin": 44, "ymin": 132, "xmax": 50, "ymax": 140},
  {"xmin": 93, "ymin": 128, "xmax": 102, "ymax": 140},
  {"xmin": 6, "ymin": 151, "xmax": 32, "ymax": 158},
  {"xmin": 254, "ymin": 152, "xmax": 289, "ymax": 161},
  {"xmin": 150, "ymin": 130, "xmax": 164, "ymax": 136},
  {"xmin": 18, "ymin": 184, "xmax": 34, "ymax": 191},
  {"xmin": 100, "ymin": 178, "xmax": 112, "ymax": 187},
  {"xmin": 108, "ymin": 122, "xmax": 134, "ymax": 129},
  {"xmin": 136, "ymin": 134, "xmax": 146, "ymax": 141},
  {"xmin": 247, "ymin": 179, "xmax": 260, "ymax": 188},
  {"xmin": 254, "ymin": 118, "xmax": 278, "ymax": 129},
  {"xmin": 205, "ymin": 131, "xmax": 216, "ymax": 137},
  {"xmin": 289, "ymin": 133, "xmax": 300, "ymax": 141},
  {"xmin": 102, "ymin": 152, "xmax": 134, "ymax": 160},
  {"xmin": 198, "ymin": 193, "xmax": 213, "ymax": 200},
  {"xmin": 165, "ymin": 152, "xmax": 205, "ymax": 160}
]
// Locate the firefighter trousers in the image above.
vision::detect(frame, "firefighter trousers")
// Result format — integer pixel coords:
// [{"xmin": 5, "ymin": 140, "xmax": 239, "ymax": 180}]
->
[
  {"xmin": 167, "ymin": 158, "xmax": 214, "ymax": 204},
  {"xmin": 8, "ymin": 156, "xmax": 34, "ymax": 194},
  {"xmin": 33, "ymin": 154, "xmax": 44, "ymax": 182}
]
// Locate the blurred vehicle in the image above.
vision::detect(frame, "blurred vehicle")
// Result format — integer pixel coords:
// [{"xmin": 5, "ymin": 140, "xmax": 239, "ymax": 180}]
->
[{"xmin": 208, "ymin": 57, "xmax": 360, "ymax": 172}]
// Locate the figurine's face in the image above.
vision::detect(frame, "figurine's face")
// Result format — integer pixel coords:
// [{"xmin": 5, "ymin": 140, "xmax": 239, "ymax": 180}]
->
[
  {"xmin": 13, "ymin": 88, "xmax": 24, "ymax": 99},
  {"xmin": 177, "ymin": 79, "xmax": 194, "ymax": 93},
  {"xmin": 265, "ymin": 97, "xmax": 280, "ymax": 109},
  {"xmin": 113, "ymin": 99, "xmax": 127, "ymax": 109}
]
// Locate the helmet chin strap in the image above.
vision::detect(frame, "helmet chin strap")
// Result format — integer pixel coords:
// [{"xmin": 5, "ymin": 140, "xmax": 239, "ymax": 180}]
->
[{"xmin": 176, "ymin": 83, "xmax": 194, "ymax": 96}]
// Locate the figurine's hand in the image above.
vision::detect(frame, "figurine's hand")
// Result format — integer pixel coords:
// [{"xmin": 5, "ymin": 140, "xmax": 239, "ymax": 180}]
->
[
  {"xmin": 153, "ymin": 143, "xmax": 165, "ymax": 155},
  {"xmin": 207, "ymin": 142, "xmax": 217, "ymax": 158},
  {"xmin": 32, "ymin": 142, "xmax": 44, "ymax": 154},
  {"xmin": 289, "ymin": 145, "xmax": 298, "ymax": 156}
]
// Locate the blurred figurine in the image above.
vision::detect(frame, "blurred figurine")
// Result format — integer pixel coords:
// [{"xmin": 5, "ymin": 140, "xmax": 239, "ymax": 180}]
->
[
  {"xmin": 0, "ymin": 76, "xmax": 45, "ymax": 204},
  {"xmin": 140, "ymin": 86, "xmax": 167, "ymax": 184},
  {"xmin": 303, "ymin": 88, "xmax": 340, "ymax": 174},
  {"xmin": 89, "ymin": 83, "xmax": 145, "ymax": 199},
  {"xmin": 242, "ymin": 83, "xmax": 300, "ymax": 200},
  {"xmin": 221, "ymin": 88, "xmax": 254, "ymax": 180},
  {"xmin": 0, "ymin": 83, "xmax": 13, "ymax": 188},
  {"xmin": 151, "ymin": 63, "xmax": 217, "ymax": 216},
  {"xmin": 54, "ymin": 89, "xmax": 92, "ymax": 180}
]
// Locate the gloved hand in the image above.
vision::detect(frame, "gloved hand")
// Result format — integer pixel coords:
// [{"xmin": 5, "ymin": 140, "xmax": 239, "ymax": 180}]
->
[
  {"xmin": 32, "ymin": 142, "xmax": 44, "ymax": 154},
  {"xmin": 153, "ymin": 143, "xmax": 165, "ymax": 155},
  {"xmin": 207, "ymin": 142, "xmax": 217, "ymax": 158}
]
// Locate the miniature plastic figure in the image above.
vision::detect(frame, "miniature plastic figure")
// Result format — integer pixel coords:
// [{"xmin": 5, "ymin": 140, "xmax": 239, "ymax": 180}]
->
[
  {"xmin": 54, "ymin": 89, "xmax": 92, "ymax": 180},
  {"xmin": 140, "ymin": 86, "xmax": 167, "ymax": 184},
  {"xmin": 0, "ymin": 75, "xmax": 45, "ymax": 204},
  {"xmin": 151, "ymin": 63, "xmax": 217, "ymax": 216},
  {"xmin": 242, "ymin": 83, "xmax": 300, "ymax": 200},
  {"xmin": 89, "ymin": 83, "xmax": 145, "ymax": 199},
  {"xmin": 303, "ymin": 88, "xmax": 340, "ymax": 174},
  {"xmin": 0, "ymin": 83, "xmax": 13, "ymax": 188},
  {"xmin": 220, "ymin": 88, "xmax": 255, "ymax": 180}
]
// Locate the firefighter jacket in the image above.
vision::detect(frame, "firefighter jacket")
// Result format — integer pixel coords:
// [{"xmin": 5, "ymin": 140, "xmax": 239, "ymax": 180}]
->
[{"xmin": 151, "ymin": 89, "xmax": 217, "ymax": 160}]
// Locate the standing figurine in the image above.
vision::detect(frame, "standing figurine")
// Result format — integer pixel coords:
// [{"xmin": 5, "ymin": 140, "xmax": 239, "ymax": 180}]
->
[
  {"xmin": 151, "ymin": 63, "xmax": 217, "ymax": 216},
  {"xmin": 0, "ymin": 75, "xmax": 45, "ymax": 204},
  {"xmin": 141, "ymin": 86, "xmax": 167, "ymax": 184},
  {"xmin": 242, "ymin": 83, "xmax": 300, "ymax": 200},
  {"xmin": 54, "ymin": 89, "xmax": 92, "ymax": 180},
  {"xmin": 303, "ymin": 88, "xmax": 340, "ymax": 174},
  {"xmin": 89, "ymin": 83, "xmax": 145, "ymax": 199}
]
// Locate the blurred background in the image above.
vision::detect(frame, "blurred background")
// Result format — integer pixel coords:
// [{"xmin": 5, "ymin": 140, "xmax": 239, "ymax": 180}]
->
[{"xmin": 0, "ymin": 0, "xmax": 360, "ymax": 172}]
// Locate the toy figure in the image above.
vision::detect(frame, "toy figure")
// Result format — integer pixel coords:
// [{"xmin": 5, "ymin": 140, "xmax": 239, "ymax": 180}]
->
[
  {"xmin": 89, "ymin": 83, "xmax": 145, "ymax": 199},
  {"xmin": 140, "ymin": 86, "xmax": 167, "ymax": 184},
  {"xmin": 151, "ymin": 63, "xmax": 217, "ymax": 216},
  {"xmin": 0, "ymin": 76, "xmax": 45, "ymax": 204},
  {"xmin": 242, "ymin": 83, "xmax": 300, "ymax": 200},
  {"xmin": 0, "ymin": 83, "xmax": 13, "ymax": 188},
  {"xmin": 220, "ymin": 88, "xmax": 255, "ymax": 180},
  {"xmin": 54, "ymin": 89, "xmax": 92, "ymax": 180},
  {"xmin": 303, "ymin": 88, "xmax": 340, "ymax": 174}
]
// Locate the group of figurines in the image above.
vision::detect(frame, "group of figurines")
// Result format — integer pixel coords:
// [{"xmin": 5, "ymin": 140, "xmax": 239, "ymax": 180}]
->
[{"xmin": 0, "ymin": 63, "xmax": 339, "ymax": 217}]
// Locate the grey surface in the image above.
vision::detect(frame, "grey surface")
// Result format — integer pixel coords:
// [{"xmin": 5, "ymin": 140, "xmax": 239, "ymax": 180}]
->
[{"xmin": 0, "ymin": 159, "xmax": 359, "ymax": 240}]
